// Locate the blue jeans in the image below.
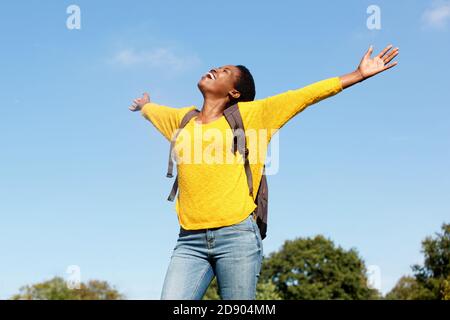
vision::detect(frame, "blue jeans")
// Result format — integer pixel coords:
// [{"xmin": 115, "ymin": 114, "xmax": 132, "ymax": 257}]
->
[{"xmin": 161, "ymin": 213, "xmax": 264, "ymax": 300}]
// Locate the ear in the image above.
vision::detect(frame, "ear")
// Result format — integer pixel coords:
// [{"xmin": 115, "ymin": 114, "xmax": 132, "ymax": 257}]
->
[{"xmin": 228, "ymin": 89, "xmax": 241, "ymax": 100}]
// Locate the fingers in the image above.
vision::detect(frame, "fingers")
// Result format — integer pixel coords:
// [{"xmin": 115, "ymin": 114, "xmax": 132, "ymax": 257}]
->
[
  {"xmin": 129, "ymin": 98, "xmax": 140, "ymax": 111},
  {"xmin": 383, "ymin": 48, "xmax": 399, "ymax": 65},
  {"xmin": 129, "ymin": 92, "xmax": 150, "ymax": 111},
  {"xmin": 377, "ymin": 44, "xmax": 393, "ymax": 59},
  {"xmin": 364, "ymin": 45, "xmax": 374, "ymax": 59},
  {"xmin": 382, "ymin": 61, "xmax": 398, "ymax": 71}
]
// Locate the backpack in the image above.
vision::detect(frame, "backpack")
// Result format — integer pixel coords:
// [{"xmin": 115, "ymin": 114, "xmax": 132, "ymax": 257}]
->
[{"xmin": 164, "ymin": 103, "xmax": 268, "ymax": 240}]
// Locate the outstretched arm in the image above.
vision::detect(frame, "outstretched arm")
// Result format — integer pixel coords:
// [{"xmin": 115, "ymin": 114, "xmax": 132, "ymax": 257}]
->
[
  {"xmin": 129, "ymin": 92, "xmax": 196, "ymax": 141},
  {"xmin": 240, "ymin": 44, "xmax": 399, "ymax": 138},
  {"xmin": 340, "ymin": 44, "xmax": 399, "ymax": 89}
]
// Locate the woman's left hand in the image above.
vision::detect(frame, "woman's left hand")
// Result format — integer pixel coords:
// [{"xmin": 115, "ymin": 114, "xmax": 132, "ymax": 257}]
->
[
  {"xmin": 340, "ymin": 44, "xmax": 399, "ymax": 89},
  {"xmin": 357, "ymin": 44, "xmax": 399, "ymax": 80}
]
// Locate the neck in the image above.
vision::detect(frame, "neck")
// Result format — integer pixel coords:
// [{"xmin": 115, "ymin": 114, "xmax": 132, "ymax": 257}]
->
[{"xmin": 197, "ymin": 97, "xmax": 229, "ymax": 123}]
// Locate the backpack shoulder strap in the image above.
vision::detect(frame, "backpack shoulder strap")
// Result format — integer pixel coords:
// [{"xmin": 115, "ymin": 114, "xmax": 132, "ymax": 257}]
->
[
  {"xmin": 224, "ymin": 104, "xmax": 269, "ymax": 240},
  {"xmin": 166, "ymin": 108, "xmax": 200, "ymax": 178},
  {"xmin": 166, "ymin": 108, "xmax": 200, "ymax": 202},
  {"xmin": 223, "ymin": 103, "xmax": 254, "ymax": 197}
]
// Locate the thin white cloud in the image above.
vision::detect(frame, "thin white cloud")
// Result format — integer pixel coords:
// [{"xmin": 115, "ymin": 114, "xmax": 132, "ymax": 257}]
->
[
  {"xmin": 111, "ymin": 47, "xmax": 201, "ymax": 72},
  {"xmin": 422, "ymin": 0, "xmax": 450, "ymax": 29}
]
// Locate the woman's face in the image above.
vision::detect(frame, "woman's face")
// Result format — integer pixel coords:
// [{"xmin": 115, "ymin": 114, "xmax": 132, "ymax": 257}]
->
[{"xmin": 197, "ymin": 65, "xmax": 241, "ymax": 101}]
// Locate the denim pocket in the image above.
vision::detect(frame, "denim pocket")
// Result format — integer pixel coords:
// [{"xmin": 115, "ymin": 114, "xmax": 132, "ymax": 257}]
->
[
  {"xmin": 229, "ymin": 215, "xmax": 254, "ymax": 232},
  {"xmin": 252, "ymin": 218, "xmax": 263, "ymax": 255}
]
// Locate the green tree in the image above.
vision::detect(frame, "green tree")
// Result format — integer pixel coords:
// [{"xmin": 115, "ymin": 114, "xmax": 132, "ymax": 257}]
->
[
  {"xmin": 256, "ymin": 280, "xmax": 283, "ymax": 300},
  {"xmin": 259, "ymin": 235, "xmax": 379, "ymax": 300},
  {"xmin": 442, "ymin": 277, "xmax": 450, "ymax": 300},
  {"xmin": 386, "ymin": 222, "xmax": 450, "ymax": 300},
  {"xmin": 203, "ymin": 278, "xmax": 220, "ymax": 300},
  {"xmin": 384, "ymin": 276, "xmax": 434, "ymax": 300},
  {"xmin": 11, "ymin": 277, "xmax": 124, "ymax": 300},
  {"xmin": 412, "ymin": 222, "xmax": 450, "ymax": 299}
]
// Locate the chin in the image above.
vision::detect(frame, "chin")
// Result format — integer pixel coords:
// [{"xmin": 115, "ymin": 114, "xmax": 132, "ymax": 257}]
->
[{"xmin": 197, "ymin": 79, "xmax": 208, "ymax": 93}]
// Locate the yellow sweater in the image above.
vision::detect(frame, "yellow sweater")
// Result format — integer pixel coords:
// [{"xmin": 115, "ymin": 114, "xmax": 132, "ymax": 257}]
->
[{"xmin": 141, "ymin": 77, "xmax": 343, "ymax": 229}]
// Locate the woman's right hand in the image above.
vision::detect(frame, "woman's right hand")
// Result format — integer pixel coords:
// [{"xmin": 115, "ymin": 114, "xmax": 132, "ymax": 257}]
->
[{"xmin": 129, "ymin": 92, "xmax": 150, "ymax": 112}]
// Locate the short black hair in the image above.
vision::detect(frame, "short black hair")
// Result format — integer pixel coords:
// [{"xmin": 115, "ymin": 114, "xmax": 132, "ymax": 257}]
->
[{"xmin": 234, "ymin": 65, "xmax": 256, "ymax": 102}]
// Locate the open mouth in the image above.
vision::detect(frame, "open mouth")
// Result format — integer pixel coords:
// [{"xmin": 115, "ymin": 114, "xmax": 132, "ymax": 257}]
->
[{"xmin": 205, "ymin": 71, "xmax": 216, "ymax": 80}]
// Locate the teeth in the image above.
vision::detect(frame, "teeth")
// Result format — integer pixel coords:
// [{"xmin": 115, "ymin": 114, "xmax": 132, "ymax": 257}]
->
[{"xmin": 207, "ymin": 72, "xmax": 216, "ymax": 80}]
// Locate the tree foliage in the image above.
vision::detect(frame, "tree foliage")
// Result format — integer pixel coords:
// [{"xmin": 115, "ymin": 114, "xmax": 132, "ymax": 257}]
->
[
  {"xmin": 260, "ymin": 235, "xmax": 378, "ymax": 300},
  {"xmin": 386, "ymin": 223, "xmax": 450, "ymax": 300},
  {"xmin": 203, "ymin": 278, "xmax": 221, "ymax": 300},
  {"xmin": 11, "ymin": 277, "xmax": 124, "ymax": 300},
  {"xmin": 384, "ymin": 276, "xmax": 434, "ymax": 300}
]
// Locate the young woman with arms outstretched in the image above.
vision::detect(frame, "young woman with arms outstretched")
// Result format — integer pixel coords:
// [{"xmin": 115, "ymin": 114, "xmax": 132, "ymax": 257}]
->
[{"xmin": 129, "ymin": 44, "xmax": 399, "ymax": 300}]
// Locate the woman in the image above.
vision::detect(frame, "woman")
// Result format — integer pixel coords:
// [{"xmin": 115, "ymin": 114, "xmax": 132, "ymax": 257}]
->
[{"xmin": 129, "ymin": 45, "xmax": 399, "ymax": 300}]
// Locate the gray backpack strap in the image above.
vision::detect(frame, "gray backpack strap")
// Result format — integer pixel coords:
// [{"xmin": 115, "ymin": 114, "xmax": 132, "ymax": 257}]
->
[
  {"xmin": 223, "ymin": 104, "xmax": 253, "ymax": 197},
  {"xmin": 256, "ymin": 166, "xmax": 268, "ymax": 239},
  {"xmin": 224, "ymin": 103, "xmax": 268, "ymax": 240},
  {"xmin": 167, "ymin": 175, "xmax": 178, "ymax": 202},
  {"xmin": 166, "ymin": 109, "xmax": 200, "ymax": 201}
]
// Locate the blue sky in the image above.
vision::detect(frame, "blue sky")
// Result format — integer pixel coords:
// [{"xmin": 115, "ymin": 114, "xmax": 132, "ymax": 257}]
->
[{"xmin": 1, "ymin": 0, "xmax": 449, "ymax": 299}]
